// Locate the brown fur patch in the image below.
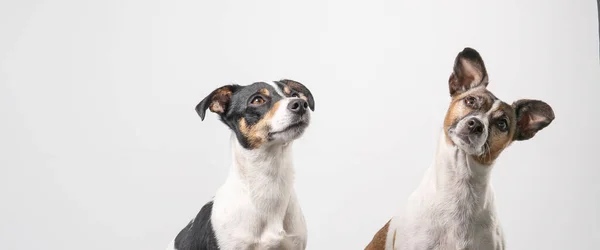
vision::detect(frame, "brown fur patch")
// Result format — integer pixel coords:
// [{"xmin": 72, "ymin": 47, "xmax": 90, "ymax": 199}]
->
[
  {"xmin": 209, "ymin": 87, "xmax": 233, "ymax": 114},
  {"xmin": 210, "ymin": 102, "xmax": 224, "ymax": 113},
  {"xmin": 259, "ymin": 88, "xmax": 270, "ymax": 96},
  {"xmin": 283, "ymin": 87, "xmax": 291, "ymax": 95},
  {"xmin": 443, "ymin": 92, "xmax": 475, "ymax": 144},
  {"xmin": 365, "ymin": 220, "xmax": 391, "ymax": 250},
  {"xmin": 238, "ymin": 101, "xmax": 281, "ymax": 149}
]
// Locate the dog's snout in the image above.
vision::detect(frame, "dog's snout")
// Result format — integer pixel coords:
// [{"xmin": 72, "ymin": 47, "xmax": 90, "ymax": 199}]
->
[
  {"xmin": 287, "ymin": 99, "xmax": 308, "ymax": 114},
  {"xmin": 467, "ymin": 118, "xmax": 484, "ymax": 135}
]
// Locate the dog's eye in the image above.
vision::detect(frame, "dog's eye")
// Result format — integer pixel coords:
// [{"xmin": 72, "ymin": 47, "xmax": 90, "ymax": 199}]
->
[
  {"xmin": 291, "ymin": 92, "xmax": 300, "ymax": 98},
  {"xmin": 465, "ymin": 96, "xmax": 478, "ymax": 107},
  {"xmin": 250, "ymin": 96, "xmax": 266, "ymax": 105},
  {"xmin": 496, "ymin": 119, "xmax": 509, "ymax": 132}
]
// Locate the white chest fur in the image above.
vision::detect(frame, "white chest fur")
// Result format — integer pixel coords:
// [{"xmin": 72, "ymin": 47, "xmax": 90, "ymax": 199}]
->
[
  {"xmin": 388, "ymin": 133, "xmax": 505, "ymax": 250},
  {"xmin": 211, "ymin": 135, "xmax": 307, "ymax": 250}
]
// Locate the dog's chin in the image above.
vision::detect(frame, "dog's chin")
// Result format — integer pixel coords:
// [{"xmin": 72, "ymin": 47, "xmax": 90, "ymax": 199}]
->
[
  {"xmin": 268, "ymin": 121, "xmax": 309, "ymax": 143},
  {"xmin": 449, "ymin": 132, "xmax": 486, "ymax": 156}
]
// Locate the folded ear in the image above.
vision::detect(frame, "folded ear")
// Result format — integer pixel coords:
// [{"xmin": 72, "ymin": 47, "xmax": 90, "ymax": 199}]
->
[
  {"xmin": 275, "ymin": 79, "xmax": 315, "ymax": 111},
  {"xmin": 448, "ymin": 47, "xmax": 489, "ymax": 96},
  {"xmin": 195, "ymin": 85, "xmax": 240, "ymax": 121},
  {"xmin": 512, "ymin": 99, "xmax": 555, "ymax": 141}
]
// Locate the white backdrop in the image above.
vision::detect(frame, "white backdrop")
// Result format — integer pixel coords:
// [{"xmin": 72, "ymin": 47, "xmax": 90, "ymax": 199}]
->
[{"xmin": 1, "ymin": 0, "xmax": 599, "ymax": 249}]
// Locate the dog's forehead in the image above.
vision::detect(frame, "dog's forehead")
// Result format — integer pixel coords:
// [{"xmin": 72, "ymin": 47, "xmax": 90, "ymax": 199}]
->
[
  {"xmin": 487, "ymin": 100, "xmax": 511, "ymax": 117},
  {"xmin": 234, "ymin": 82, "xmax": 284, "ymax": 99},
  {"xmin": 482, "ymin": 91, "xmax": 515, "ymax": 116},
  {"xmin": 456, "ymin": 88, "xmax": 510, "ymax": 109},
  {"xmin": 262, "ymin": 81, "xmax": 286, "ymax": 96},
  {"xmin": 455, "ymin": 87, "xmax": 496, "ymax": 100}
]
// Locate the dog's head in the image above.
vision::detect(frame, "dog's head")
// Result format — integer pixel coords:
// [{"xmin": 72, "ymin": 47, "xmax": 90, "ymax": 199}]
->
[
  {"xmin": 196, "ymin": 79, "xmax": 315, "ymax": 149},
  {"xmin": 444, "ymin": 48, "xmax": 555, "ymax": 165}
]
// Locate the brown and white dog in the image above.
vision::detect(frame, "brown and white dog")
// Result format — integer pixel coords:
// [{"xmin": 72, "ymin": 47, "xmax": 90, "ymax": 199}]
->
[{"xmin": 365, "ymin": 48, "xmax": 555, "ymax": 250}]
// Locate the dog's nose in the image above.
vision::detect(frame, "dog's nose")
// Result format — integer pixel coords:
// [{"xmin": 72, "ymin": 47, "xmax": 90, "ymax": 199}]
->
[
  {"xmin": 467, "ymin": 118, "xmax": 484, "ymax": 135},
  {"xmin": 287, "ymin": 99, "xmax": 308, "ymax": 114}
]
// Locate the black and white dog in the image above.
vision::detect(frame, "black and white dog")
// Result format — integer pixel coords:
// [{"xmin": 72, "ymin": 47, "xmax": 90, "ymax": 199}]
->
[{"xmin": 168, "ymin": 80, "xmax": 315, "ymax": 250}]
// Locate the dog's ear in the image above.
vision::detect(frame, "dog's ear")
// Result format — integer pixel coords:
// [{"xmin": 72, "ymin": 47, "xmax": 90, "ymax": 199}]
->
[
  {"xmin": 195, "ymin": 85, "xmax": 240, "ymax": 121},
  {"xmin": 512, "ymin": 99, "xmax": 555, "ymax": 141},
  {"xmin": 276, "ymin": 79, "xmax": 315, "ymax": 111},
  {"xmin": 448, "ymin": 47, "xmax": 489, "ymax": 96}
]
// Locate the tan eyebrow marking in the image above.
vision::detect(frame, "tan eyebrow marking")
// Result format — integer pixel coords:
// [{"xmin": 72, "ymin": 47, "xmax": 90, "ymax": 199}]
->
[{"xmin": 259, "ymin": 88, "xmax": 270, "ymax": 96}]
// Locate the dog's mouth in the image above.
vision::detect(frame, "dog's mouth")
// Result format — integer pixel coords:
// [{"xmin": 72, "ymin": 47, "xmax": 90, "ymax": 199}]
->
[
  {"xmin": 449, "ymin": 128, "xmax": 488, "ymax": 156},
  {"xmin": 269, "ymin": 121, "xmax": 308, "ymax": 136},
  {"xmin": 455, "ymin": 132, "xmax": 473, "ymax": 143}
]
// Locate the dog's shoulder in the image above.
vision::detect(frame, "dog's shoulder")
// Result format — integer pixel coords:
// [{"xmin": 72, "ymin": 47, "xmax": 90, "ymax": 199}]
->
[
  {"xmin": 173, "ymin": 201, "xmax": 220, "ymax": 250},
  {"xmin": 365, "ymin": 219, "xmax": 393, "ymax": 250}
]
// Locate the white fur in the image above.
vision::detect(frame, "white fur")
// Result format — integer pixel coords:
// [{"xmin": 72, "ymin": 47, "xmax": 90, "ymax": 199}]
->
[
  {"xmin": 210, "ymin": 134, "xmax": 307, "ymax": 250},
  {"xmin": 385, "ymin": 132, "xmax": 505, "ymax": 250},
  {"xmin": 269, "ymin": 99, "xmax": 310, "ymax": 137},
  {"xmin": 166, "ymin": 239, "xmax": 175, "ymax": 250},
  {"xmin": 448, "ymin": 118, "xmax": 488, "ymax": 156},
  {"xmin": 271, "ymin": 99, "xmax": 298, "ymax": 132},
  {"xmin": 266, "ymin": 81, "xmax": 286, "ymax": 97}
]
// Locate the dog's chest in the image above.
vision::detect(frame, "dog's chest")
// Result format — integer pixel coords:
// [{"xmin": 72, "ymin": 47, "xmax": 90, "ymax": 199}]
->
[
  {"xmin": 398, "ymin": 190, "xmax": 503, "ymax": 250},
  {"xmin": 419, "ymin": 206, "xmax": 499, "ymax": 249},
  {"xmin": 210, "ymin": 177, "xmax": 304, "ymax": 250},
  {"xmin": 212, "ymin": 198, "xmax": 299, "ymax": 250}
]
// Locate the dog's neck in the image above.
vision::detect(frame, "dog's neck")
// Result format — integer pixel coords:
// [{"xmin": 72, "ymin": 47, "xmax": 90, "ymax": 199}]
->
[
  {"xmin": 228, "ymin": 133, "xmax": 295, "ymax": 189},
  {"xmin": 429, "ymin": 132, "xmax": 495, "ymax": 209}
]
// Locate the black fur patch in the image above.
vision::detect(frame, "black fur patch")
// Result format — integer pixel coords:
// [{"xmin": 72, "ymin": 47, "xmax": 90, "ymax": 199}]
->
[{"xmin": 174, "ymin": 201, "xmax": 220, "ymax": 250}]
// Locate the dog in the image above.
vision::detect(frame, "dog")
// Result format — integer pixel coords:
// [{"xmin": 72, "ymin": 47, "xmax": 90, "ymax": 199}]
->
[
  {"xmin": 365, "ymin": 47, "xmax": 555, "ymax": 250},
  {"xmin": 167, "ymin": 79, "xmax": 315, "ymax": 250}
]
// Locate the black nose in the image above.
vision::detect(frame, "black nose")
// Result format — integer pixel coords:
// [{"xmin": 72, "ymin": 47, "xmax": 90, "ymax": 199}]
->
[
  {"xmin": 287, "ymin": 99, "xmax": 308, "ymax": 114},
  {"xmin": 467, "ymin": 118, "xmax": 484, "ymax": 135}
]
